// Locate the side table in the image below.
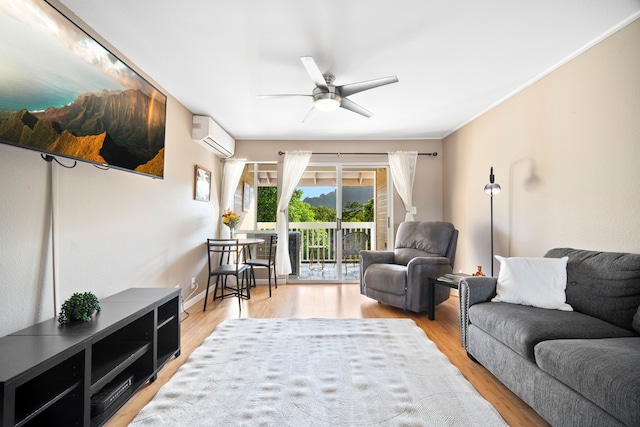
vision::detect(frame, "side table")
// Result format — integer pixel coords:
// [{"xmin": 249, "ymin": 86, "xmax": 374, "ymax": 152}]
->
[
  {"xmin": 308, "ymin": 245, "xmax": 325, "ymax": 270},
  {"xmin": 428, "ymin": 276, "xmax": 460, "ymax": 320}
]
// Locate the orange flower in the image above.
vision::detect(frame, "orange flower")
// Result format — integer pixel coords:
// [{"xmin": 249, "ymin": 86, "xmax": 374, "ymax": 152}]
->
[{"xmin": 221, "ymin": 209, "xmax": 240, "ymax": 229}]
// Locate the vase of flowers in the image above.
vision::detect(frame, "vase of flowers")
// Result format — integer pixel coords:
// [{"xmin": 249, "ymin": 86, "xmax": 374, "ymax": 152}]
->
[{"xmin": 222, "ymin": 209, "xmax": 240, "ymax": 238}]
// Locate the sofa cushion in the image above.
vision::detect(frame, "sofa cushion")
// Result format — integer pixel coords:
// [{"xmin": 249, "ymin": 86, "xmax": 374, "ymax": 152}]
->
[
  {"xmin": 492, "ymin": 256, "xmax": 572, "ymax": 311},
  {"xmin": 546, "ymin": 248, "xmax": 640, "ymax": 331},
  {"xmin": 535, "ymin": 337, "xmax": 640, "ymax": 427},
  {"xmin": 468, "ymin": 302, "xmax": 638, "ymax": 361},
  {"xmin": 633, "ymin": 305, "xmax": 640, "ymax": 333},
  {"xmin": 363, "ymin": 264, "xmax": 406, "ymax": 295}
]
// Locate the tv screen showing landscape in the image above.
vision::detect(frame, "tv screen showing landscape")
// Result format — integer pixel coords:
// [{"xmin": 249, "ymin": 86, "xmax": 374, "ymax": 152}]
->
[{"xmin": 0, "ymin": 0, "xmax": 167, "ymax": 178}]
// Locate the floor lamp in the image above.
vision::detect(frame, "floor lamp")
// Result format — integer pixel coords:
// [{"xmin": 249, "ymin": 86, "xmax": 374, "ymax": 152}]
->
[{"xmin": 484, "ymin": 167, "xmax": 501, "ymax": 276}]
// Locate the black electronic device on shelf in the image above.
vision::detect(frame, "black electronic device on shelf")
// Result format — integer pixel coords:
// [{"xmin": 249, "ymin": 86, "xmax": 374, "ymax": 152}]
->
[{"xmin": 90, "ymin": 373, "xmax": 134, "ymax": 416}]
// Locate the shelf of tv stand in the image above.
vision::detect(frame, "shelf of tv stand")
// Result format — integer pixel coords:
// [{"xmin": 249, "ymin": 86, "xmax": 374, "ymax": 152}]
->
[
  {"xmin": 90, "ymin": 341, "xmax": 151, "ymax": 393},
  {"xmin": 15, "ymin": 380, "xmax": 82, "ymax": 427},
  {"xmin": 157, "ymin": 315, "xmax": 175, "ymax": 330},
  {"xmin": 1, "ymin": 288, "xmax": 180, "ymax": 427}
]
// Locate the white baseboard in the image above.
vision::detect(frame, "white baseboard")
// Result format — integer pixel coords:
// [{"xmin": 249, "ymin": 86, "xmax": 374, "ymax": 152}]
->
[
  {"xmin": 181, "ymin": 280, "xmax": 285, "ymax": 312},
  {"xmin": 182, "ymin": 289, "xmax": 205, "ymax": 311}
]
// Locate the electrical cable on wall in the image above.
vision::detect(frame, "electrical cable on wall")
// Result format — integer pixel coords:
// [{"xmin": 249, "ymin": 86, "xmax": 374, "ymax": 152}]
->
[
  {"xmin": 41, "ymin": 154, "xmax": 76, "ymax": 317},
  {"xmin": 41, "ymin": 154, "xmax": 77, "ymax": 169},
  {"xmin": 180, "ymin": 282, "xmax": 199, "ymax": 321}
]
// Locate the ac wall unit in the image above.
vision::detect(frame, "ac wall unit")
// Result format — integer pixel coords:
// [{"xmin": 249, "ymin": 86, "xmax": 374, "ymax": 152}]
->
[{"xmin": 192, "ymin": 115, "xmax": 235, "ymax": 158}]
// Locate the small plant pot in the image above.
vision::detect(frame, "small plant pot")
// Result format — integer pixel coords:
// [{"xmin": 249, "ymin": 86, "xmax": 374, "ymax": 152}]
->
[{"xmin": 58, "ymin": 292, "xmax": 101, "ymax": 325}]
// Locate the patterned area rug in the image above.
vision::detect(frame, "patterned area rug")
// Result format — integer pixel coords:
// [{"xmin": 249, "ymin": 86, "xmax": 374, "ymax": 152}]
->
[{"xmin": 130, "ymin": 318, "xmax": 506, "ymax": 426}]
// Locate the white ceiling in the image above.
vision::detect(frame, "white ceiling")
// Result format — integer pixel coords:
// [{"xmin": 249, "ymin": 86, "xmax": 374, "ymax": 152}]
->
[{"xmin": 59, "ymin": 0, "xmax": 640, "ymax": 141}]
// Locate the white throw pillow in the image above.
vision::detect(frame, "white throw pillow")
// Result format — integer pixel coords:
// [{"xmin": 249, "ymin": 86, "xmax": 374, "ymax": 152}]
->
[{"xmin": 492, "ymin": 256, "xmax": 573, "ymax": 311}]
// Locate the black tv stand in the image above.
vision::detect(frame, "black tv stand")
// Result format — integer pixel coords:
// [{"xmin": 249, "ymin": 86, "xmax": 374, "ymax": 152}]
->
[{"xmin": 0, "ymin": 288, "xmax": 180, "ymax": 427}]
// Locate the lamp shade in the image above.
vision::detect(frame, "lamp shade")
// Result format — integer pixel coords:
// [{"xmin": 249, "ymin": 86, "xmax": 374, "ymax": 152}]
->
[{"xmin": 484, "ymin": 183, "xmax": 502, "ymax": 195}]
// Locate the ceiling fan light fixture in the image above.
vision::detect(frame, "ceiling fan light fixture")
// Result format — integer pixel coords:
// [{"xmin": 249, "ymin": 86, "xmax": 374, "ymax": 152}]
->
[
  {"xmin": 263, "ymin": 57, "xmax": 398, "ymax": 119},
  {"xmin": 313, "ymin": 92, "xmax": 341, "ymax": 112}
]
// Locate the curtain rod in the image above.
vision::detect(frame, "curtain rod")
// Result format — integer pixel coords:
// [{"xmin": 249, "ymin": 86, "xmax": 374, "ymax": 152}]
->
[{"xmin": 277, "ymin": 151, "xmax": 437, "ymax": 157}]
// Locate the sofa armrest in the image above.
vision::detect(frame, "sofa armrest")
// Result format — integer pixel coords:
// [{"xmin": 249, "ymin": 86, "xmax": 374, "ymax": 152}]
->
[
  {"xmin": 406, "ymin": 257, "xmax": 453, "ymax": 311},
  {"xmin": 406, "ymin": 256, "xmax": 453, "ymax": 292},
  {"xmin": 406, "ymin": 256, "xmax": 452, "ymax": 269},
  {"xmin": 360, "ymin": 250, "xmax": 395, "ymax": 274},
  {"xmin": 360, "ymin": 250, "xmax": 396, "ymax": 294},
  {"xmin": 459, "ymin": 277, "xmax": 498, "ymax": 350}
]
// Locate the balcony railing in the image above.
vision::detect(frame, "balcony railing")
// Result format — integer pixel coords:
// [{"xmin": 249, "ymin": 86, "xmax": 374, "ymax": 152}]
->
[{"xmin": 256, "ymin": 222, "xmax": 374, "ymax": 264}]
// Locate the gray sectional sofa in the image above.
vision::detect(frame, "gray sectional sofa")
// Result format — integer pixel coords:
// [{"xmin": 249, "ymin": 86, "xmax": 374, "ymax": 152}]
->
[{"xmin": 459, "ymin": 248, "xmax": 640, "ymax": 426}]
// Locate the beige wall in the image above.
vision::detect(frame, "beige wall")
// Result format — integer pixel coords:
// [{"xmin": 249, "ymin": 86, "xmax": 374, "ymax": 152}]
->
[
  {"xmin": 0, "ymin": 2, "xmax": 222, "ymax": 336},
  {"xmin": 443, "ymin": 18, "xmax": 640, "ymax": 275},
  {"xmin": 234, "ymin": 139, "xmax": 444, "ymax": 229}
]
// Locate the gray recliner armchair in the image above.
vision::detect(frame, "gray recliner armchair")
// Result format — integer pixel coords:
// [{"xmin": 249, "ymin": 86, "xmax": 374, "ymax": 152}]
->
[{"xmin": 360, "ymin": 221, "xmax": 458, "ymax": 312}]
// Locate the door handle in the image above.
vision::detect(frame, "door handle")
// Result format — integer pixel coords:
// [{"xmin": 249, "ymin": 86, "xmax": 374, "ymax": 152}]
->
[{"xmin": 337, "ymin": 218, "xmax": 342, "ymax": 230}]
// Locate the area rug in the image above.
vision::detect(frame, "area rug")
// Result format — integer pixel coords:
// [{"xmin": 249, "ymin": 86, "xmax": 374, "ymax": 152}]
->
[{"xmin": 130, "ymin": 318, "xmax": 506, "ymax": 426}]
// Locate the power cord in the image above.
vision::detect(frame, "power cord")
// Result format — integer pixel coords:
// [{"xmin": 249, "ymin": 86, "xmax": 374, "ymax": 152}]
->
[
  {"xmin": 41, "ymin": 154, "xmax": 77, "ymax": 168},
  {"xmin": 180, "ymin": 282, "xmax": 199, "ymax": 322}
]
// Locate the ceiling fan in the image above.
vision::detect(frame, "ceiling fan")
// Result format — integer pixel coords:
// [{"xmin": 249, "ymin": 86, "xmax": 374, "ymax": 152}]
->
[{"xmin": 261, "ymin": 56, "xmax": 398, "ymax": 121}]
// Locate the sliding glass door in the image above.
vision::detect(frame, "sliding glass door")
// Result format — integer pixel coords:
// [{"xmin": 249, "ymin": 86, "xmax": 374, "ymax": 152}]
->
[
  {"xmin": 247, "ymin": 161, "xmax": 391, "ymax": 283},
  {"xmin": 291, "ymin": 165, "xmax": 340, "ymax": 281},
  {"xmin": 289, "ymin": 164, "xmax": 390, "ymax": 283}
]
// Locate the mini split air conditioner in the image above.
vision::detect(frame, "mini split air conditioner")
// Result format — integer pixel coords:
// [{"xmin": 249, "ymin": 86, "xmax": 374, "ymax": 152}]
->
[{"xmin": 192, "ymin": 115, "xmax": 235, "ymax": 158}]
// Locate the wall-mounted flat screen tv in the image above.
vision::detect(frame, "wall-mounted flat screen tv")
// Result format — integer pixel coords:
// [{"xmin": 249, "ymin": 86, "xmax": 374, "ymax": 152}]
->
[{"xmin": 0, "ymin": 0, "xmax": 167, "ymax": 178}]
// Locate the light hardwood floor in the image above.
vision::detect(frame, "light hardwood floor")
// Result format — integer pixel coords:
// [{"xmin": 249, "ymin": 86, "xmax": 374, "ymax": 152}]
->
[{"xmin": 106, "ymin": 283, "xmax": 550, "ymax": 426}]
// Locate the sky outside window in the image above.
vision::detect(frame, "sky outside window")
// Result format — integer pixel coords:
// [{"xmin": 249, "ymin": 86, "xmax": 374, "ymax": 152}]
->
[{"xmin": 298, "ymin": 186, "xmax": 334, "ymax": 199}]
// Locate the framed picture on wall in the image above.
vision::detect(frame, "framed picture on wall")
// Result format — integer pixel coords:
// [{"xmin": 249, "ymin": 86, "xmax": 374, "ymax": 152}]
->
[
  {"xmin": 243, "ymin": 182, "xmax": 251, "ymax": 212},
  {"xmin": 194, "ymin": 165, "xmax": 211, "ymax": 202}
]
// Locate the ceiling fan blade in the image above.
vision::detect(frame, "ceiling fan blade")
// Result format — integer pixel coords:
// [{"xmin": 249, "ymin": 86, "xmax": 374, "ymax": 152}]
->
[
  {"xmin": 339, "ymin": 98, "xmax": 373, "ymax": 118},
  {"xmin": 338, "ymin": 76, "xmax": 398, "ymax": 98},
  {"xmin": 300, "ymin": 56, "xmax": 328, "ymax": 91},
  {"xmin": 257, "ymin": 94, "xmax": 312, "ymax": 98},
  {"xmin": 302, "ymin": 105, "xmax": 316, "ymax": 123}
]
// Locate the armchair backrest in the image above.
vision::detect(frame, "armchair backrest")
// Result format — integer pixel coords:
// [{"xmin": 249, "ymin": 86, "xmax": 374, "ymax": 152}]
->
[{"xmin": 394, "ymin": 221, "xmax": 458, "ymax": 267}]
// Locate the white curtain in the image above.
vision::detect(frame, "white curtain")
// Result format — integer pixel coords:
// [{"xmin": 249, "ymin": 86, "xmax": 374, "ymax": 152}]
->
[
  {"xmin": 276, "ymin": 151, "xmax": 311, "ymax": 275},
  {"xmin": 388, "ymin": 151, "xmax": 418, "ymax": 221},
  {"xmin": 220, "ymin": 158, "xmax": 246, "ymax": 237}
]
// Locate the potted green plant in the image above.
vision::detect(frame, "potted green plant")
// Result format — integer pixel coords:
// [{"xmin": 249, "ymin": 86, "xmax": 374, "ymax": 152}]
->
[{"xmin": 58, "ymin": 292, "xmax": 101, "ymax": 324}]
